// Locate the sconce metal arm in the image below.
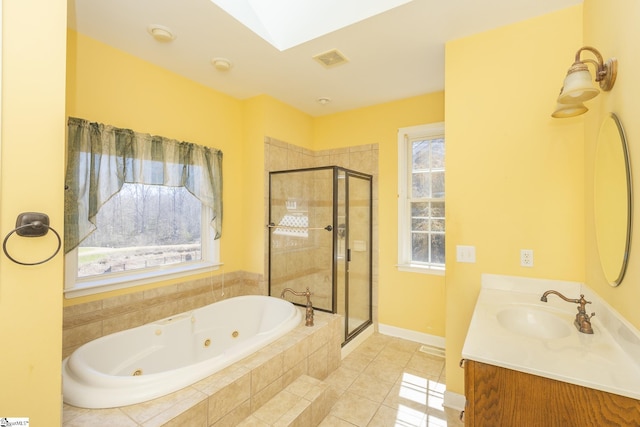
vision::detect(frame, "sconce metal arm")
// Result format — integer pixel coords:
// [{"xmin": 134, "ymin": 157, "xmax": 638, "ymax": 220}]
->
[{"xmin": 572, "ymin": 46, "xmax": 617, "ymax": 90}]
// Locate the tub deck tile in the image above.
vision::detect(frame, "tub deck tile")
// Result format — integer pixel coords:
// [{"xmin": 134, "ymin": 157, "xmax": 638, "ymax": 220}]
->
[
  {"xmin": 121, "ymin": 385, "xmax": 207, "ymax": 426},
  {"xmin": 251, "ymin": 352, "xmax": 284, "ymax": 394},
  {"xmin": 211, "ymin": 399, "xmax": 252, "ymax": 427},
  {"xmin": 62, "ymin": 310, "xmax": 342, "ymax": 427},
  {"xmin": 206, "ymin": 370, "xmax": 252, "ymax": 424},
  {"xmin": 191, "ymin": 364, "xmax": 250, "ymax": 396},
  {"xmin": 62, "ymin": 406, "xmax": 138, "ymax": 427},
  {"xmin": 240, "ymin": 375, "xmax": 330, "ymax": 427},
  {"xmin": 146, "ymin": 399, "xmax": 208, "ymax": 427}
]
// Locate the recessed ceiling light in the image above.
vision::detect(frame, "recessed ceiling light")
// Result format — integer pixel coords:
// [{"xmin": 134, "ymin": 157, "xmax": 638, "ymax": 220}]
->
[
  {"xmin": 211, "ymin": 57, "xmax": 233, "ymax": 72},
  {"xmin": 147, "ymin": 24, "xmax": 176, "ymax": 42},
  {"xmin": 317, "ymin": 97, "xmax": 332, "ymax": 105}
]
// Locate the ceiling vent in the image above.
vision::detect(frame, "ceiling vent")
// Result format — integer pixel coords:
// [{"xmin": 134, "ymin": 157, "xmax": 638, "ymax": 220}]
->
[{"xmin": 313, "ymin": 49, "xmax": 349, "ymax": 68}]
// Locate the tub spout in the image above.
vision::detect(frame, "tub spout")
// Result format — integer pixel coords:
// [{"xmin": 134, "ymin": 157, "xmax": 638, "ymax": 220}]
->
[{"xmin": 281, "ymin": 287, "xmax": 314, "ymax": 327}]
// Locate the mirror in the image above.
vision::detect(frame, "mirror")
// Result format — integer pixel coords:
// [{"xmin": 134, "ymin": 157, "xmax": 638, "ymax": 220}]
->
[{"xmin": 594, "ymin": 113, "xmax": 632, "ymax": 286}]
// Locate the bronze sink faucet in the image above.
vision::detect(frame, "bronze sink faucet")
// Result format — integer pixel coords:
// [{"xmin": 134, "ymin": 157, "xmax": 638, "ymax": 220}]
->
[
  {"xmin": 281, "ymin": 287, "xmax": 314, "ymax": 327},
  {"xmin": 540, "ymin": 290, "xmax": 595, "ymax": 334}
]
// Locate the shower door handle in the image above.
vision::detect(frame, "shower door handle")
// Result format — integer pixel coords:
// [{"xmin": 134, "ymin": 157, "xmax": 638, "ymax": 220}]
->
[
  {"xmin": 347, "ymin": 249, "xmax": 351, "ymax": 262},
  {"xmin": 267, "ymin": 223, "xmax": 333, "ymax": 231}
]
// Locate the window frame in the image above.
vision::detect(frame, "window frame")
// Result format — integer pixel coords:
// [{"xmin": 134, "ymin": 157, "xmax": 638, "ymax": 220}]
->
[
  {"xmin": 64, "ymin": 191, "xmax": 220, "ymax": 298},
  {"xmin": 397, "ymin": 122, "xmax": 445, "ymax": 275}
]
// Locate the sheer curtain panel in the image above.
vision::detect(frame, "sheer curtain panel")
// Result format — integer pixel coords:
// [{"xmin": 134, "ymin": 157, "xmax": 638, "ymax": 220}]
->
[{"xmin": 64, "ymin": 117, "xmax": 223, "ymax": 253}]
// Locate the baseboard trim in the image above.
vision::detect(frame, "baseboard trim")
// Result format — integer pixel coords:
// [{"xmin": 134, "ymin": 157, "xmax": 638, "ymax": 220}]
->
[
  {"xmin": 444, "ymin": 390, "xmax": 466, "ymax": 412},
  {"xmin": 378, "ymin": 323, "xmax": 445, "ymax": 349}
]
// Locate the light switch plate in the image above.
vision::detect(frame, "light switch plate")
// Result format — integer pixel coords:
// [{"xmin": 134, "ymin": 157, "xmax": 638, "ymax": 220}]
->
[{"xmin": 456, "ymin": 245, "xmax": 476, "ymax": 263}]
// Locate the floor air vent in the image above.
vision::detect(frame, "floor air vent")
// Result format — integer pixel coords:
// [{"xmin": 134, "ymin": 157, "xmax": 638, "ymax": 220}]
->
[{"xmin": 419, "ymin": 344, "xmax": 445, "ymax": 358}]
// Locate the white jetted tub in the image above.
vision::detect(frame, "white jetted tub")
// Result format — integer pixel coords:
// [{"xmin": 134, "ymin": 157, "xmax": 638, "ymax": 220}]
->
[{"xmin": 62, "ymin": 295, "xmax": 302, "ymax": 408}]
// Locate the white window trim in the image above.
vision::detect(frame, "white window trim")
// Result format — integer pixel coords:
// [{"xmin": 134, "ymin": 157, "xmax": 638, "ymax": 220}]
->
[
  {"xmin": 397, "ymin": 122, "xmax": 445, "ymax": 275},
  {"xmin": 64, "ymin": 205, "xmax": 221, "ymax": 298}
]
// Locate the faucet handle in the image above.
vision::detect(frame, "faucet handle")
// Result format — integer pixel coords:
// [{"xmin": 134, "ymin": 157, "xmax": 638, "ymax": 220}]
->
[
  {"xmin": 579, "ymin": 312, "xmax": 596, "ymax": 334},
  {"xmin": 576, "ymin": 295, "xmax": 592, "ymax": 312}
]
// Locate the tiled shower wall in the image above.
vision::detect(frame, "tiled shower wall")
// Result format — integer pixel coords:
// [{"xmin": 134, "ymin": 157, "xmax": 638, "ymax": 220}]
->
[{"xmin": 264, "ymin": 137, "xmax": 379, "ymax": 331}]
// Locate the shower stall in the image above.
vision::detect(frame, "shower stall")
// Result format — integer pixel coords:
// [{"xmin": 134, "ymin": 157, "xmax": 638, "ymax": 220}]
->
[{"xmin": 268, "ymin": 166, "xmax": 372, "ymax": 345}]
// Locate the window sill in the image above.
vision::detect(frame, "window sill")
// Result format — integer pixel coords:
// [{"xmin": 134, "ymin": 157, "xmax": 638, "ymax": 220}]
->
[
  {"xmin": 396, "ymin": 264, "xmax": 445, "ymax": 276},
  {"xmin": 64, "ymin": 261, "xmax": 223, "ymax": 298}
]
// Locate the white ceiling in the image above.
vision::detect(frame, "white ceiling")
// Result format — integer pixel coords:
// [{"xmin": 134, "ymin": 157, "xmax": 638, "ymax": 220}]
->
[{"xmin": 68, "ymin": 0, "xmax": 582, "ymax": 117}]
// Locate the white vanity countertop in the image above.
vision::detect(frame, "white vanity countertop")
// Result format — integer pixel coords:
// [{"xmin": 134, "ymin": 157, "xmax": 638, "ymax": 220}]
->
[{"xmin": 462, "ymin": 274, "xmax": 640, "ymax": 400}]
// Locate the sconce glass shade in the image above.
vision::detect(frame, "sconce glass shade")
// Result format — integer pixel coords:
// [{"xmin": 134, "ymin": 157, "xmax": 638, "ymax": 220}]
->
[
  {"xmin": 551, "ymin": 102, "xmax": 588, "ymax": 118},
  {"xmin": 552, "ymin": 47, "xmax": 617, "ymax": 119},
  {"xmin": 558, "ymin": 67, "xmax": 599, "ymax": 104}
]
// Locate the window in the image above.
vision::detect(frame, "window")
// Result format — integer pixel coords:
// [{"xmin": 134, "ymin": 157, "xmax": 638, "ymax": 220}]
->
[
  {"xmin": 65, "ymin": 183, "xmax": 219, "ymax": 297},
  {"xmin": 397, "ymin": 123, "xmax": 445, "ymax": 274},
  {"xmin": 64, "ymin": 118, "xmax": 222, "ymax": 297}
]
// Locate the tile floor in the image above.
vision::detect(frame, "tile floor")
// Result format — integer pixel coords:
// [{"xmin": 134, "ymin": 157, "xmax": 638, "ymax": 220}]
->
[{"xmin": 319, "ymin": 333, "xmax": 465, "ymax": 427}]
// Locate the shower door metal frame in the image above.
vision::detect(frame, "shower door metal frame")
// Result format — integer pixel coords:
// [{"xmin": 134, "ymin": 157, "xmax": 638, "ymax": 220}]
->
[
  {"xmin": 268, "ymin": 166, "xmax": 337, "ymax": 314},
  {"xmin": 268, "ymin": 166, "xmax": 373, "ymax": 344},
  {"xmin": 340, "ymin": 168, "xmax": 373, "ymax": 346}
]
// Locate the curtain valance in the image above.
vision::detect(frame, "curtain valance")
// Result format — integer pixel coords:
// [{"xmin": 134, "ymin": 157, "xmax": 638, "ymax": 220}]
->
[{"xmin": 64, "ymin": 117, "xmax": 222, "ymax": 253}]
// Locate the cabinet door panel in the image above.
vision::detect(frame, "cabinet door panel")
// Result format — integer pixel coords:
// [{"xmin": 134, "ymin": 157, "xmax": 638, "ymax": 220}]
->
[{"xmin": 465, "ymin": 360, "xmax": 640, "ymax": 427}]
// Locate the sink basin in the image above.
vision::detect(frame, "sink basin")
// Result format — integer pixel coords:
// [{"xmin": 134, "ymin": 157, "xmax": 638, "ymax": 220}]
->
[{"xmin": 496, "ymin": 307, "xmax": 572, "ymax": 339}]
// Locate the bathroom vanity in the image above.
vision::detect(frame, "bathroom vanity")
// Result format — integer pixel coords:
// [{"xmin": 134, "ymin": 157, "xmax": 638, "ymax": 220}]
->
[
  {"xmin": 463, "ymin": 359, "xmax": 640, "ymax": 426},
  {"xmin": 462, "ymin": 274, "xmax": 640, "ymax": 426}
]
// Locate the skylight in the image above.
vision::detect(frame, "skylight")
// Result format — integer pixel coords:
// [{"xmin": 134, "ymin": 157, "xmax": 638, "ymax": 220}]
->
[{"xmin": 210, "ymin": 0, "xmax": 414, "ymax": 51}]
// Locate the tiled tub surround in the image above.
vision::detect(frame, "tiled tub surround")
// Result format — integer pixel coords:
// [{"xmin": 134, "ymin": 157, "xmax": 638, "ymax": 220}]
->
[
  {"xmin": 463, "ymin": 274, "xmax": 640, "ymax": 399},
  {"xmin": 63, "ymin": 309, "xmax": 342, "ymax": 426},
  {"xmin": 63, "ymin": 295, "xmax": 302, "ymax": 409},
  {"xmin": 63, "ymin": 270, "xmax": 264, "ymax": 358}
]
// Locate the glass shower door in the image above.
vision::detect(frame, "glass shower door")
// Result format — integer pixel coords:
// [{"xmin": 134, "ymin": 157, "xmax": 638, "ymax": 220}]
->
[
  {"xmin": 269, "ymin": 166, "xmax": 372, "ymax": 345},
  {"xmin": 269, "ymin": 168, "xmax": 334, "ymax": 312},
  {"xmin": 345, "ymin": 172, "xmax": 372, "ymax": 339}
]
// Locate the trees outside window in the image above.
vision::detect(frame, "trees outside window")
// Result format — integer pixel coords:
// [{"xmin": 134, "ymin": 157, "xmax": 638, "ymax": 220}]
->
[{"xmin": 398, "ymin": 123, "xmax": 445, "ymax": 273}]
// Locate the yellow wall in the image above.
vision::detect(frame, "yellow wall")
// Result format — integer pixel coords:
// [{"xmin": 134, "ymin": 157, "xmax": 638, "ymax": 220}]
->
[
  {"xmin": 314, "ymin": 93, "xmax": 446, "ymax": 336},
  {"xmin": 65, "ymin": 31, "xmax": 444, "ymax": 342},
  {"xmin": 444, "ymin": 6, "xmax": 585, "ymax": 394},
  {"xmin": 584, "ymin": 0, "xmax": 640, "ymax": 326},
  {"xmin": 0, "ymin": 0, "xmax": 67, "ymax": 423},
  {"xmin": 9, "ymin": 1, "xmax": 639, "ymax": 421},
  {"xmin": 65, "ymin": 32, "xmax": 315, "ymax": 305},
  {"xmin": 66, "ymin": 31, "xmax": 247, "ymax": 304},
  {"xmin": 241, "ymin": 95, "xmax": 313, "ymax": 274}
]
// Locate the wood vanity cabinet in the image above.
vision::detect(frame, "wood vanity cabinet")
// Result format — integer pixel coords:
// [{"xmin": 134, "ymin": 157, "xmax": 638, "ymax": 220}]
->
[{"xmin": 463, "ymin": 359, "xmax": 640, "ymax": 426}]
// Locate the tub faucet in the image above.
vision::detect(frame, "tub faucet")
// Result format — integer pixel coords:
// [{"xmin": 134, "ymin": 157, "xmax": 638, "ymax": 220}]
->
[
  {"xmin": 540, "ymin": 290, "xmax": 595, "ymax": 334},
  {"xmin": 281, "ymin": 287, "xmax": 314, "ymax": 327}
]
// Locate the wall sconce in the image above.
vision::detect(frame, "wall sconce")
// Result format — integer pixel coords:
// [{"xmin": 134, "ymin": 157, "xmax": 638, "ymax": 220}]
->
[{"xmin": 552, "ymin": 46, "xmax": 618, "ymax": 118}]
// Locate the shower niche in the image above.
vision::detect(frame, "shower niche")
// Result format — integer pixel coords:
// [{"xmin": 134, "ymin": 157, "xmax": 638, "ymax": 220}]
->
[{"xmin": 268, "ymin": 166, "xmax": 372, "ymax": 345}]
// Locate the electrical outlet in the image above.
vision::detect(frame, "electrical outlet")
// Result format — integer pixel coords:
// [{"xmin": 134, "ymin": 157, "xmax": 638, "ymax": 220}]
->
[{"xmin": 521, "ymin": 249, "xmax": 534, "ymax": 267}]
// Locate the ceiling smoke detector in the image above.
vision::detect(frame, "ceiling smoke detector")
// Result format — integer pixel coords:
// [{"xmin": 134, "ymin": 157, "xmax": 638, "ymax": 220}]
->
[{"xmin": 313, "ymin": 49, "xmax": 349, "ymax": 69}]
